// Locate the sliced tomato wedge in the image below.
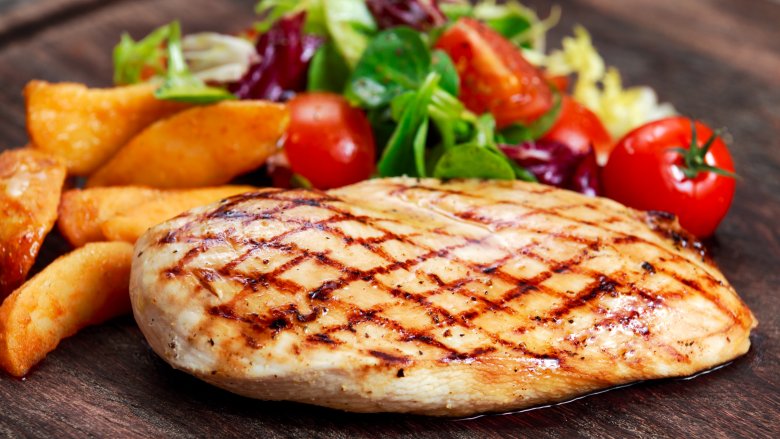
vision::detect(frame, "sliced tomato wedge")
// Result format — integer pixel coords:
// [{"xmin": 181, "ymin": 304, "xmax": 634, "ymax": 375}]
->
[
  {"xmin": 435, "ymin": 18, "xmax": 553, "ymax": 128},
  {"xmin": 546, "ymin": 74, "xmax": 570, "ymax": 94},
  {"xmin": 541, "ymin": 96, "xmax": 613, "ymax": 165}
]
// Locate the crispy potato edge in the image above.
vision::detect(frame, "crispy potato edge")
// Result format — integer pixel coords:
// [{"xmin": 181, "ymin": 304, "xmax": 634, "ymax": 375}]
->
[
  {"xmin": 0, "ymin": 148, "xmax": 67, "ymax": 297},
  {"xmin": 0, "ymin": 242, "xmax": 134, "ymax": 377}
]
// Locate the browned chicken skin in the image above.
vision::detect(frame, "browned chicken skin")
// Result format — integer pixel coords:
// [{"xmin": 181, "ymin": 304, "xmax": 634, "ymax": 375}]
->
[{"xmin": 131, "ymin": 178, "xmax": 756, "ymax": 416}]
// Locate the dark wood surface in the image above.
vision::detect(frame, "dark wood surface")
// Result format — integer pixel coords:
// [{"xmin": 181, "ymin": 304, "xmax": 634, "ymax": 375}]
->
[{"xmin": 1, "ymin": 0, "xmax": 779, "ymax": 437}]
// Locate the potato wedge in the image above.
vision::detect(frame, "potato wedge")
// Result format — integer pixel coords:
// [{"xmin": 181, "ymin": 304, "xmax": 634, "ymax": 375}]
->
[
  {"xmin": 0, "ymin": 242, "xmax": 133, "ymax": 377},
  {"xmin": 58, "ymin": 186, "xmax": 162, "ymax": 247},
  {"xmin": 0, "ymin": 148, "xmax": 67, "ymax": 297},
  {"xmin": 25, "ymin": 81, "xmax": 187, "ymax": 175},
  {"xmin": 102, "ymin": 185, "xmax": 259, "ymax": 243},
  {"xmin": 87, "ymin": 100, "xmax": 288, "ymax": 188}
]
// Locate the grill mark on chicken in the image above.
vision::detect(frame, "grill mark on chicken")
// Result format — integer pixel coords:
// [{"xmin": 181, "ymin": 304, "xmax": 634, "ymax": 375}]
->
[
  {"xmin": 591, "ymin": 309, "xmax": 651, "ymax": 338},
  {"xmin": 259, "ymin": 242, "xmax": 564, "ymax": 362},
  {"xmin": 242, "ymin": 268, "xmax": 543, "ymax": 365},
  {"xmin": 158, "ymin": 183, "xmax": 740, "ymax": 367},
  {"xmin": 183, "ymin": 229, "xmax": 517, "ymax": 361},
  {"xmin": 334, "ymin": 306, "xmax": 481, "ymax": 359},
  {"xmin": 133, "ymin": 178, "xmax": 756, "ymax": 415},
  {"xmin": 208, "ymin": 302, "xmax": 325, "ymax": 341},
  {"xmin": 434, "ymin": 190, "xmax": 737, "ymax": 320},
  {"xmin": 308, "ymin": 333, "xmax": 340, "ymax": 345},
  {"xmin": 409, "ymin": 182, "xmax": 707, "ymax": 263},
  {"xmin": 368, "ymin": 350, "xmax": 411, "ymax": 365},
  {"xmin": 192, "ymin": 268, "xmax": 221, "ymax": 298},
  {"xmin": 228, "ymin": 235, "xmax": 575, "ymax": 362}
]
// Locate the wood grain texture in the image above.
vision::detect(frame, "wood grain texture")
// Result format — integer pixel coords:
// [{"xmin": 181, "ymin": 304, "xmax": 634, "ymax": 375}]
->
[{"xmin": 0, "ymin": 0, "xmax": 778, "ymax": 437}]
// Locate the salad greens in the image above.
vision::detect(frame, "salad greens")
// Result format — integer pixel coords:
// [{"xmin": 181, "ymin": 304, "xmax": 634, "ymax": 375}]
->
[
  {"xmin": 113, "ymin": 24, "xmax": 170, "ymax": 85},
  {"xmin": 113, "ymin": 21, "xmax": 235, "ymax": 104},
  {"xmin": 434, "ymin": 114, "xmax": 516, "ymax": 181},
  {"xmin": 345, "ymin": 27, "xmax": 435, "ymax": 108},
  {"xmin": 307, "ymin": 42, "xmax": 350, "ymax": 93},
  {"xmin": 377, "ymin": 71, "xmax": 439, "ymax": 177},
  {"xmin": 181, "ymin": 32, "xmax": 258, "ymax": 84},
  {"xmin": 346, "ymin": 27, "xmax": 534, "ymax": 181},
  {"xmin": 322, "ymin": 0, "xmax": 377, "ymax": 68},
  {"xmin": 434, "ymin": 145, "xmax": 516, "ymax": 180},
  {"xmin": 500, "ymin": 88, "xmax": 563, "ymax": 144},
  {"xmin": 109, "ymin": 0, "xmax": 674, "ymax": 189},
  {"xmin": 431, "ymin": 49, "xmax": 459, "ymax": 97},
  {"xmin": 439, "ymin": 0, "xmax": 556, "ymax": 51},
  {"xmin": 153, "ymin": 22, "xmax": 236, "ymax": 104},
  {"xmin": 255, "ymin": 0, "xmax": 376, "ymax": 68},
  {"xmin": 254, "ymin": 0, "xmax": 317, "ymax": 33}
]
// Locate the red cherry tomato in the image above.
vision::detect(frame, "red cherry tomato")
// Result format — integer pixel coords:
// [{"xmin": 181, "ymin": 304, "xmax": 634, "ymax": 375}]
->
[
  {"xmin": 603, "ymin": 116, "xmax": 736, "ymax": 237},
  {"xmin": 284, "ymin": 93, "xmax": 376, "ymax": 189},
  {"xmin": 435, "ymin": 18, "xmax": 553, "ymax": 128},
  {"xmin": 541, "ymin": 96, "xmax": 613, "ymax": 165}
]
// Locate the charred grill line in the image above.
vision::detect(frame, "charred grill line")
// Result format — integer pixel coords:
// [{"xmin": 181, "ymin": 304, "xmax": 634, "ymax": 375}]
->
[
  {"xmin": 389, "ymin": 183, "xmax": 744, "ymax": 349},
  {"xmin": 546, "ymin": 276, "xmax": 620, "ymax": 321},
  {"xmin": 238, "ymin": 233, "xmax": 568, "ymax": 362},
  {"xmin": 651, "ymin": 264, "xmax": 736, "ymax": 320},
  {"xmin": 159, "ymin": 181, "xmax": 739, "ymax": 369},
  {"xmin": 591, "ymin": 309, "xmax": 650, "ymax": 337},
  {"xmin": 442, "ymin": 346, "xmax": 499, "ymax": 363},
  {"xmin": 403, "ymin": 183, "xmax": 692, "ymax": 260},
  {"xmin": 428, "ymin": 189, "xmax": 737, "ymax": 322},
  {"xmin": 220, "ymin": 252, "xmax": 310, "ymax": 294},
  {"xmin": 190, "ymin": 205, "xmax": 512, "ymax": 360},
  {"xmin": 204, "ymin": 188, "xmax": 285, "ymax": 218},
  {"xmin": 308, "ymin": 333, "xmax": 340, "ymax": 345},
  {"xmin": 335, "ymin": 307, "xmax": 473, "ymax": 359},
  {"xmin": 166, "ymin": 192, "xmax": 590, "ymax": 363},
  {"xmin": 130, "ymin": 179, "xmax": 758, "ymax": 417},
  {"xmin": 368, "ymin": 350, "xmax": 411, "ymax": 365},
  {"xmin": 208, "ymin": 303, "xmax": 325, "ymax": 340},
  {"xmin": 198, "ymin": 217, "xmax": 563, "ymax": 363},
  {"xmin": 192, "ymin": 268, "xmax": 221, "ymax": 298}
]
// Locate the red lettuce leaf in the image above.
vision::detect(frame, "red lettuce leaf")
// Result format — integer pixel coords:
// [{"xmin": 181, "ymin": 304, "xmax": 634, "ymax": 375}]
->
[
  {"xmin": 366, "ymin": 0, "xmax": 446, "ymax": 31},
  {"xmin": 229, "ymin": 13, "xmax": 323, "ymax": 101},
  {"xmin": 500, "ymin": 140, "xmax": 602, "ymax": 196}
]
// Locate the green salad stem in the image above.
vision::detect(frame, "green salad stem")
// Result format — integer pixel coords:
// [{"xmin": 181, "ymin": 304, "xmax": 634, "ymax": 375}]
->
[
  {"xmin": 113, "ymin": 24, "xmax": 170, "ymax": 85},
  {"xmin": 154, "ymin": 22, "xmax": 236, "ymax": 104}
]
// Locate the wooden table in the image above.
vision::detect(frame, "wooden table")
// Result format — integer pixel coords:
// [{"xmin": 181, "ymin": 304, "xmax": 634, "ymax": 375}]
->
[{"xmin": 1, "ymin": 0, "xmax": 778, "ymax": 437}]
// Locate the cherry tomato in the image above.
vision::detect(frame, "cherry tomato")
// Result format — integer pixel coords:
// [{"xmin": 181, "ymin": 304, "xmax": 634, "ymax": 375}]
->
[
  {"xmin": 603, "ymin": 116, "xmax": 736, "ymax": 237},
  {"xmin": 541, "ymin": 96, "xmax": 613, "ymax": 165},
  {"xmin": 435, "ymin": 18, "xmax": 553, "ymax": 128},
  {"xmin": 284, "ymin": 93, "xmax": 376, "ymax": 189}
]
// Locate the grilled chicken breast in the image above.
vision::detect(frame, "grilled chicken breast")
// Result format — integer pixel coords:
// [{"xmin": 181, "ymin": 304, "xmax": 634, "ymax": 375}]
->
[{"xmin": 130, "ymin": 177, "xmax": 756, "ymax": 416}]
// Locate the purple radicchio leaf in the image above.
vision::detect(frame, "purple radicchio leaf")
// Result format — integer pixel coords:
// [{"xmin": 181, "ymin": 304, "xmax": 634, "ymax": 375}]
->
[
  {"xmin": 500, "ymin": 140, "xmax": 585, "ymax": 188},
  {"xmin": 229, "ymin": 12, "xmax": 323, "ymax": 102},
  {"xmin": 570, "ymin": 149, "xmax": 602, "ymax": 196},
  {"xmin": 499, "ymin": 140, "xmax": 602, "ymax": 196},
  {"xmin": 366, "ymin": 0, "xmax": 446, "ymax": 31}
]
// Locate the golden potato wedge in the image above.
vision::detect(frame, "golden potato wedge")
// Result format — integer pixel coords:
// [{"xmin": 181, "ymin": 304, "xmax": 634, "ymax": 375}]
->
[
  {"xmin": 58, "ymin": 186, "xmax": 162, "ymax": 247},
  {"xmin": 0, "ymin": 242, "xmax": 133, "ymax": 377},
  {"xmin": 0, "ymin": 148, "xmax": 67, "ymax": 297},
  {"xmin": 25, "ymin": 81, "xmax": 187, "ymax": 175},
  {"xmin": 87, "ymin": 100, "xmax": 288, "ymax": 188},
  {"xmin": 101, "ymin": 185, "xmax": 259, "ymax": 243}
]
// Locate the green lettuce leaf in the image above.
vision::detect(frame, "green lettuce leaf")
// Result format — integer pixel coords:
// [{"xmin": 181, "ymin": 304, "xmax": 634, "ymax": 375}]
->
[{"xmin": 113, "ymin": 24, "xmax": 169, "ymax": 85}]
